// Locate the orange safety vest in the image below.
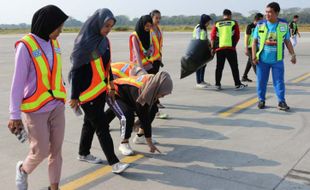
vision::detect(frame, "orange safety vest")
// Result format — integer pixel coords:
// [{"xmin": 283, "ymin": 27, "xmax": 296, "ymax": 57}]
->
[
  {"xmin": 129, "ymin": 31, "xmax": 161, "ymax": 66},
  {"xmin": 151, "ymin": 26, "xmax": 163, "ymax": 55},
  {"xmin": 111, "ymin": 62, "xmax": 135, "ymax": 78},
  {"xmin": 78, "ymin": 52, "xmax": 111, "ymax": 104},
  {"xmin": 113, "ymin": 74, "xmax": 153, "ymax": 93},
  {"xmin": 16, "ymin": 34, "xmax": 66, "ymax": 113}
]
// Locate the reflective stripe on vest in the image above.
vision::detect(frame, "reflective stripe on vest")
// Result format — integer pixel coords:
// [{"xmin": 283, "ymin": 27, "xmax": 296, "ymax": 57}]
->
[
  {"xmin": 129, "ymin": 32, "xmax": 161, "ymax": 66},
  {"xmin": 111, "ymin": 62, "xmax": 135, "ymax": 78},
  {"xmin": 151, "ymin": 26, "xmax": 163, "ymax": 54},
  {"xmin": 16, "ymin": 34, "xmax": 66, "ymax": 113},
  {"xmin": 192, "ymin": 25, "xmax": 207, "ymax": 40},
  {"xmin": 215, "ymin": 20, "xmax": 235, "ymax": 48},
  {"xmin": 245, "ymin": 27, "xmax": 255, "ymax": 48},
  {"xmin": 256, "ymin": 21, "xmax": 288, "ymax": 61},
  {"xmin": 78, "ymin": 56, "xmax": 109, "ymax": 104},
  {"xmin": 113, "ymin": 74, "xmax": 153, "ymax": 91}
]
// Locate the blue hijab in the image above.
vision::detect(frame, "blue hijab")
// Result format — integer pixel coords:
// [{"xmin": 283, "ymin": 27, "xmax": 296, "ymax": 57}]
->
[{"xmin": 70, "ymin": 8, "xmax": 116, "ymax": 72}]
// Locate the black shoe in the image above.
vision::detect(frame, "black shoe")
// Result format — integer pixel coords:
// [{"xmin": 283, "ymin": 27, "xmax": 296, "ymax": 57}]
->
[
  {"xmin": 278, "ymin": 102, "xmax": 290, "ymax": 111},
  {"xmin": 258, "ymin": 101, "xmax": 265, "ymax": 109},
  {"xmin": 242, "ymin": 77, "xmax": 253, "ymax": 82},
  {"xmin": 235, "ymin": 83, "xmax": 248, "ymax": 90},
  {"xmin": 215, "ymin": 85, "xmax": 222, "ymax": 91}
]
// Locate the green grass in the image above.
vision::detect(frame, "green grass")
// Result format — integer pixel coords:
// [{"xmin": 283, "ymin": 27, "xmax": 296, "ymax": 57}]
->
[{"xmin": 1, "ymin": 24, "xmax": 310, "ymax": 34}]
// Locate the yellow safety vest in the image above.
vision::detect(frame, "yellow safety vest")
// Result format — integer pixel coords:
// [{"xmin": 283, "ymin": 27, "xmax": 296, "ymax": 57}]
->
[
  {"xmin": 215, "ymin": 20, "xmax": 236, "ymax": 48},
  {"xmin": 16, "ymin": 34, "xmax": 66, "ymax": 113},
  {"xmin": 256, "ymin": 20, "xmax": 288, "ymax": 61}
]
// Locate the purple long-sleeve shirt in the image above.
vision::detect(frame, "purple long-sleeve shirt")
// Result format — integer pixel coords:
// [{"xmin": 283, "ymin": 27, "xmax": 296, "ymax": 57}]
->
[{"xmin": 9, "ymin": 34, "xmax": 63, "ymax": 120}]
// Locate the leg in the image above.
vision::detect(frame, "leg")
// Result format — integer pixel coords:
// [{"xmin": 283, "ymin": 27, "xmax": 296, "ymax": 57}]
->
[
  {"xmin": 215, "ymin": 50, "xmax": 226, "ymax": 86},
  {"xmin": 105, "ymin": 108, "xmax": 116, "ymax": 124},
  {"xmin": 22, "ymin": 112, "xmax": 51, "ymax": 174},
  {"xmin": 48, "ymin": 104, "xmax": 65, "ymax": 186},
  {"xmin": 243, "ymin": 49, "xmax": 253, "ymax": 78},
  {"xmin": 271, "ymin": 61, "xmax": 285, "ymax": 102},
  {"xmin": 78, "ymin": 116, "xmax": 96, "ymax": 156},
  {"xmin": 200, "ymin": 65, "xmax": 206, "ymax": 83},
  {"xmin": 195, "ymin": 67, "xmax": 202, "ymax": 84},
  {"xmin": 81, "ymin": 94, "xmax": 119, "ymax": 165},
  {"xmin": 226, "ymin": 50, "xmax": 242, "ymax": 86},
  {"xmin": 256, "ymin": 61, "xmax": 271, "ymax": 102},
  {"xmin": 147, "ymin": 60, "xmax": 161, "ymax": 74},
  {"xmin": 107, "ymin": 98, "xmax": 135, "ymax": 140}
]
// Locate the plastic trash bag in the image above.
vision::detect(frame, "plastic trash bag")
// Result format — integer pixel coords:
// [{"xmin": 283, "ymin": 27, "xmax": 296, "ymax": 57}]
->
[{"xmin": 180, "ymin": 39, "xmax": 213, "ymax": 79}]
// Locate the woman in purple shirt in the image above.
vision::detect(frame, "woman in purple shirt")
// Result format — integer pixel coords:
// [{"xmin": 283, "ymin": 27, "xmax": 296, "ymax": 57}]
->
[{"xmin": 8, "ymin": 5, "xmax": 68, "ymax": 190}]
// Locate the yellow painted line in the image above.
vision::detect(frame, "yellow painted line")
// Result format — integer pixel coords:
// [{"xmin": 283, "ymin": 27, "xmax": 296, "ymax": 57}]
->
[
  {"xmin": 219, "ymin": 97, "xmax": 258, "ymax": 118},
  {"xmin": 292, "ymin": 73, "xmax": 310, "ymax": 83},
  {"xmin": 61, "ymin": 154, "xmax": 144, "ymax": 190}
]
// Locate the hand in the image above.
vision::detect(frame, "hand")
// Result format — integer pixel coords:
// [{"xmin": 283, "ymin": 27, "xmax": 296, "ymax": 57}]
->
[
  {"xmin": 298, "ymin": 33, "xmax": 301, "ymax": 38},
  {"xmin": 146, "ymin": 138, "xmax": 161, "ymax": 153},
  {"xmin": 211, "ymin": 49, "xmax": 215, "ymax": 57},
  {"xmin": 245, "ymin": 48, "xmax": 249, "ymax": 56},
  {"xmin": 108, "ymin": 89, "xmax": 116, "ymax": 103},
  {"xmin": 8, "ymin": 119, "xmax": 24, "ymax": 134},
  {"xmin": 252, "ymin": 57, "xmax": 259, "ymax": 65},
  {"xmin": 291, "ymin": 55, "xmax": 297, "ymax": 64},
  {"xmin": 69, "ymin": 99, "xmax": 79, "ymax": 109}
]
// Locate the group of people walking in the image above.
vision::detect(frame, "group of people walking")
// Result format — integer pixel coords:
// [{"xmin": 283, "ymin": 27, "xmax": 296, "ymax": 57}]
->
[
  {"xmin": 193, "ymin": 2, "xmax": 297, "ymax": 110},
  {"xmin": 7, "ymin": 1, "xmax": 298, "ymax": 190},
  {"xmin": 8, "ymin": 6, "xmax": 172, "ymax": 190}
]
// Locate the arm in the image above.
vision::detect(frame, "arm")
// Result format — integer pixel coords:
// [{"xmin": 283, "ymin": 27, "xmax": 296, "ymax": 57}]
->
[
  {"xmin": 284, "ymin": 39, "xmax": 296, "ymax": 64},
  {"xmin": 210, "ymin": 25, "xmax": 217, "ymax": 53},
  {"xmin": 252, "ymin": 39, "xmax": 258, "ymax": 64},
  {"xmin": 8, "ymin": 43, "xmax": 30, "ymax": 134},
  {"xmin": 9, "ymin": 43, "xmax": 30, "ymax": 120}
]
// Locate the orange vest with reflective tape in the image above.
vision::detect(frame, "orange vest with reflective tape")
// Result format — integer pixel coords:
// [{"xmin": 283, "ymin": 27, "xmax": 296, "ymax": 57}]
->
[
  {"xmin": 113, "ymin": 74, "xmax": 153, "ymax": 93},
  {"xmin": 15, "ymin": 34, "xmax": 66, "ymax": 113},
  {"xmin": 151, "ymin": 26, "xmax": 163, "ymax": 55},
  {"xmin": 111, "ymin": 62, "xmax": 135, "ymax": 78},
  {"xmin": 129, "ymin": 31, "xmax": 160, "ymax": 66},
  {"xmin": 78, "ymin": 53, "xmax": 111, "ymax": 104}
]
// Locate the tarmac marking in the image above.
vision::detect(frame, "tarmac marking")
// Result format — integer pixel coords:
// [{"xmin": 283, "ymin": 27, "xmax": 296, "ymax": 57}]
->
[
  {"xmin": 291, "ymin": 72, "xmax": 310, "ymax": 83},
  {"xmin": 60, "ymin": 154, "xmax": 144, "ymax": 190},
  {"xmin": 218, "ymin": 96, "xmax": 259, "ymax": 118}
]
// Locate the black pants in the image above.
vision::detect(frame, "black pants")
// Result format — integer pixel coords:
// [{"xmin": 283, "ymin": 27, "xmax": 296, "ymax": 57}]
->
[
  {"xmin": 79, "ymin": 93, "xmax": 119, "ymax": 165},
  {"xmin": 147, "ymin": 60, "xmax": 161, "ymax": 74},
  {"xmin": 107, "ymin": 98, "xmax": 158, "ymax": 139},
  {"xmin": 215, "ymin": 49, "xmax": 241, "ymax": 86},
  {"xmin": 242, "ymin": 48, "xmax": 256, "ymax": 78}
]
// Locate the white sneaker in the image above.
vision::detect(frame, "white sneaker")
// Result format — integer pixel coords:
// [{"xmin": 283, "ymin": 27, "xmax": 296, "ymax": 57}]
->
[
  {"xmin": 195, "ymin": 83, "xmax": 207, "ymax": 88},
  {"xmin": 201, "ymin": 81, "xmax": 211, "ymax": 86},
  {"xmin": 119, "ymin": 143, "xmax": 134, "ymax": 156},
  {"xmin": 77, "ymin": 154, "xmax": 103, "ymax": 164},
  {"xmin": 112, "ymin": 162, "xmax": 130, "ymax": 174},
  {"xmin": 133, "ymin": 135, "xmax": 157, "ymax": 144},
  {"xmin": 156, "ymin": 112, "xmax": 169, "ymax": 119},
  {"xmin": 16, "ymin": 161, "xmax": 28, "ymax": 190}
]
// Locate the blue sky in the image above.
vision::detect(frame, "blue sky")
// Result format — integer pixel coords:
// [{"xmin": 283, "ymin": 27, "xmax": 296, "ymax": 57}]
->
[{"xmin": 1, "ymin": 0, "xmax": 309, "ymax": 24}]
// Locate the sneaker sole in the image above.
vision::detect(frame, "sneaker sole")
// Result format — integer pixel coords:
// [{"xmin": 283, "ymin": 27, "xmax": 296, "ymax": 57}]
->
[
  {"xmin": 278, "ymin": 106, "xmax": 290, "ymax": 111},
  {"xmin": 112, "ymin": 164, "xmax": 130, "ymax": 174},
  {"xmin": 77, "ymin": 158, "xmax": 102, "ymax": 164}
]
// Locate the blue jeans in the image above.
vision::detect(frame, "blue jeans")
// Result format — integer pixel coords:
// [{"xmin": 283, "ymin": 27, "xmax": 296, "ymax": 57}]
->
[
  {"xmin": 196, "ymin": 65, "xmax": 206, "ymax": 84},
  {"xmin": 256, "ymin": 61, "xmax": 285, "ymax": 102}
]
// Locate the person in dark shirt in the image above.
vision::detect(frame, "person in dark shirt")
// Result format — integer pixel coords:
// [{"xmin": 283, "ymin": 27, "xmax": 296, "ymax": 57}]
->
[
  {"xmin": 242, "ymin": 13, "xmax": 264, "ymax": 82},
  {"xmin": 107, "ymin": 71, "xmax": 173, "ymax": 156},
  {"xmin": 69, "ymin": 8, "xmax": 129, "ymax": 174},
  {"xmin": 289, "ymin": 15, "xmax": 301, "ymax": 47}
]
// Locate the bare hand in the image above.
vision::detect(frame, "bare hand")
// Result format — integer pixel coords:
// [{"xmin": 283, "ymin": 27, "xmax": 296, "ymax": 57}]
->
[
  {"xmin": 8, "ymin": 119, "xmax": 23, "ymax": 134},
  {"xmin": 245, "ymin": 49, "xmax": 249, "ymax": 56},
  {"xmin": 252, "ymin": 57, "xmax": 259, "ymax": 65},
  {"xmin": 291, "ymin": 55, "xmax": 297, "ymax": 64},
  {"xmin": 146, "ymin": 138, "xmax": 161, "ymax": 153},
  {"xmin": 69, "ymin": 99, "xmax": 79, "ymax": 109}
]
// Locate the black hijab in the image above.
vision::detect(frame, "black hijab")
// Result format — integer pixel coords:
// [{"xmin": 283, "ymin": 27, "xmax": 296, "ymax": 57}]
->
[
  {"xmin": 198, "ymin": 14, "xmax": 211, "ymax": 31},
  {"xmin": 70, "ymin": 8, "xmax": 116, "ymax": 72},
  {"xmin": 135, "ymin": 15, "xmax": 153, "ymax": 50},
  {"xmin": 31, "ymin": 5, "xmax": 68, "ymax": 41}
]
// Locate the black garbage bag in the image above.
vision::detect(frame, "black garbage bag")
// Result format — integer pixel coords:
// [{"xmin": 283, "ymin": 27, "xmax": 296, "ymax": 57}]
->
[{"xmin": 180, "ymin": 39, "xmax": 213, "ymax": 79}]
